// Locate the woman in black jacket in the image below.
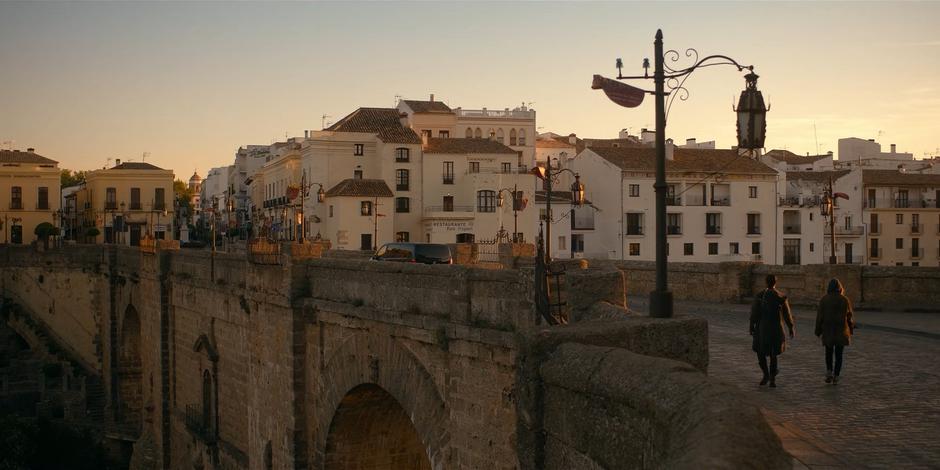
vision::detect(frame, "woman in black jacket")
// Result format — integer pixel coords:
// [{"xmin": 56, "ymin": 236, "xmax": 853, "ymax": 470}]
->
[{"xmin": 750, "ymin": 275, "xmax": 796, "ymax": 388}]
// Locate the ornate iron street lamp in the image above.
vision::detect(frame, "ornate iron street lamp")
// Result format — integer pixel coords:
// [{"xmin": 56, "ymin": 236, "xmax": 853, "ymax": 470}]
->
[
  {"xmin": 820, "ymin": 176, "xmax": 849, "ymax": 265},
  {"xmin": 295, "ymin": 170, "xmax": 325, "ymax": 244},
  {"xmin": 592, "ymin": 29, "xmax": 768, "ymax": 318},
  {"xmin": 496, "ymin": 183, "xmax": 527, "ymax": 243},
  {"xmin": 532, "ymin": 159, "xmax": 585, "ymax": 262}
]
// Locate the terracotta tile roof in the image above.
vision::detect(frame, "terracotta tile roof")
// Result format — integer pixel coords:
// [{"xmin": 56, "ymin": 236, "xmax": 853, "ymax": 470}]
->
[
  {"xmin": 765, "ymin": 149, "xmax": 832, "ymax": 165},
  {"xmin": 424, "ymin": 138, "xmax": 518, "ymax": 154},
  {"xmin": 589, "ymin": 147, "xmax": 778, "ymax": 175},
  {"xmin": 785, "ymin": 170, "xmax": 851, "ymax": 183},
  {"xmin": 326, "ymin": 108, "xmax": 422, "ymax": 144},
  {"xmin": 582, "ymin": 138, "xmax": 642, "ymax": 149},
  {"xmin": 0, "ymin": 150, "xmax": 57, "ymax": 165},
  {"xmin": 111, "ymin": 162, "xmax": 165, "ymax": 170},
  {"xmin": 325, "ymin": 178, "xmax": 394, "ymax": 198},
  {"xmin": 402, "ymin": 100, "xmax": 453, "ymax": 113},
  {"xmin": 862, "ymin": 169, "xmax": 940, "ymax": 186},
  {"xmin": 536, "ymin": 139, "xmax": 576, "ymax": 149}
]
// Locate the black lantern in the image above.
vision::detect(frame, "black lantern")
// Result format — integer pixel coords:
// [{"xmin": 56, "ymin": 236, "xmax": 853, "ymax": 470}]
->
[
  {"xmin": 735, "ymin": 72, "xmax": 768, "ymax": 150},
  {"xmin": 820, "ymin": 194, "xmax": 833, "ymax": 217},
  {"xmin": 570, "ymin": 174, "xmax": 585, "ymax": 206},
  {"xmin": 316, "ymin": 186, "xmax": 325, "ymax": 203},
  {"xmin": 497, "ymin": 192, "xmax": 505, "ymax": 208}
]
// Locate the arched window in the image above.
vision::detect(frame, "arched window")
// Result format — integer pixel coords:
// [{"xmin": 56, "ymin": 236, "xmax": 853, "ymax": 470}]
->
[
  {"xmin": 477, "ymin": 190, "xmax": 496, "ymax": 213},
  {"xmin": 519, "ymin": 129, "xmax": 526, "ymax": 146},
  {"xmin": 509, "ymin": 129, "xmax": 517, "ymax": 146},
  {"xmin": 496, "ymin": 129, "xmax": 504, "ymax": 144},
  {"xmin": 474, "ymin": 128, "xmax": 482, "ymax": 138},
  {"xmin": 488, "ymin": 129, "xmax": 496, "ymax": 140},
  {"xmin": 465, "ymin": 127, "xmax": 473, "ymax": 138}
]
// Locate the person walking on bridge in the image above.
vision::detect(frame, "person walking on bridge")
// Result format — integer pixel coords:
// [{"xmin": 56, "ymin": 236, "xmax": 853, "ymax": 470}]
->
[
  {"xmin": 815, "ymin": 278, "xmax": 855, "ymax": 385},
  {"xmin": 750, "ymin": 274, "xmax": 795, "ymax": 388}
]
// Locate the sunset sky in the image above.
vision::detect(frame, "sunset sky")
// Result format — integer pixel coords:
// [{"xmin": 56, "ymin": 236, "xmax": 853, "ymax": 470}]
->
[{"xmin": 2, "ymin": 1, "xmax": 938, "ymax": 175}]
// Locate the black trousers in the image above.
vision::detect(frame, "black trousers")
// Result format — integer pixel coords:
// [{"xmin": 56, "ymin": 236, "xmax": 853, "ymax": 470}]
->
[
  {"xmin": 757, "ymin": 353, "xmax": 778, "ymax": 377},
  {"xmin": 826, "ymin": 345, "xmax": 845, "ymax": 376}
]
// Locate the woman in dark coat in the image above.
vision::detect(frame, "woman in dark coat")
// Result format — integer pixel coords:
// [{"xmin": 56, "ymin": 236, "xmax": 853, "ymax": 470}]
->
[
  {"xmin": 815, "ymin": 278, "xmax": 855, "ymax": 384},
  {"xmin": 750, "ymin": 275, "xmax": 795, "ymax": 388}
]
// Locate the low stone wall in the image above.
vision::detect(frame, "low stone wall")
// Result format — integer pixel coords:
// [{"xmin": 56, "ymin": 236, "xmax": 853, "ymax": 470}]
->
[{"xmin": 538, "ymin": 343, "xmax": 789, "ymax": 469}]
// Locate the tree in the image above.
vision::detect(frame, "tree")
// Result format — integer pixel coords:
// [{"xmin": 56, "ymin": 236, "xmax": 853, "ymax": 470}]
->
[
  {"xmin": 34, "ymin": 222, "xmax": 59, "ymax": 249},
  {"xmin": 60, "ymin": 169, "xmax": 86, "ymax": 188}
]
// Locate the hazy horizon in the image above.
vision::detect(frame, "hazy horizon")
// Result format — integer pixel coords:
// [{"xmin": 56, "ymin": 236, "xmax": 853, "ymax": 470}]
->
[{"xmin": 2, "ymin": 1, "xmax": 938, "ymax": 176}]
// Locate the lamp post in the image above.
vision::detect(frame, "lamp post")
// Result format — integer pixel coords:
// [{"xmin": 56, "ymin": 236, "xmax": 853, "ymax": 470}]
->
[
  {"xmin": 496, "ymin": 183, "xmax": 525, "ymax": 243},
  {"xmin": 119, "ymin": 201, "xmax": 126, "ymax": 245},
  {"xmin": 532, "ymin": 158, "xmax": 585, "ymax": 263},
  {"xmin": 820, "ymin": 175, "xmax": 849, "ymax": 265},
  {"xmin": 592, "ymin": 29, "xmax": 768, "ymax": 318},
  {"xmin": 296, "ymin": 170, "xmax": 325, "ymax": 244}
]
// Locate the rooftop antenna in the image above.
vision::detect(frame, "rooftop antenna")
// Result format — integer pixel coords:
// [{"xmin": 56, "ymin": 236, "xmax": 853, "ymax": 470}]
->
[
  {"xmin": 106, "ymin": 157, "xmax": 112, "ymax": 168},
  {"xmin": 142, "ymin": 151, "xmax": 150, "ymax": 162},
  {"xmin": 321, "ymin": 114, "xmax": 332, "ymax": 129},
  {"xmin": 0, "ymin": 140, "xmax": 13, "ymax": 150},
  {"xmin": 813, "ymin": 122, "xmax": 819, "ymax": 155},
  {"xmin": 394, "ymin": 94, "xmax": 402, "ymax": 106}
]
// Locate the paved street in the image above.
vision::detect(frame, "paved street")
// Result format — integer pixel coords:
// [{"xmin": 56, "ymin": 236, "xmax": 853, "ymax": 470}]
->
[{"xmin": 632, "ymin": 299, "xmax": 940, "ymax": 469}]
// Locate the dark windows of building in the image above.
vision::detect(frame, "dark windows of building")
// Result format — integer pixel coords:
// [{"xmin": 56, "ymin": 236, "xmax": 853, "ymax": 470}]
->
[
  {"xmin": 628, "ymin": 184, "xmax": 640, "ymax": 197},
  {"xmin": 354, "ymin": 144, "xmax": 364, "ymax": 156},
  {"xmin": 354, "ymin": 170, "xmax": 363, "ymax": 179},
  {"xmin": 130, "ymin": 187, "xmax": 141, "ymax": 210},
  {"xmin": 106, "ymin": 187, "xmax": 117, "ymax": 210},
  {"xmin": 683, "ymin": 243, "xmax": 694, "ymax": 256},
  {"xmin": 154, "ymin": 188, "xmax": 166, "ymax": 210},
  {"xmin": 509, "ymin": 129, "xmax": 517, "ymax": 146},
  {"xmin": 439, "ymin": 130, "xmax": 449, "ymax": 138},
  {"xmin": 730, "ymin": 242, "xmax": 739, "ymax": 254},
  {"xmin": 708, "ymin": 242, "xmax": 718, "ymax": 255},
  {"xmin": 395, "ymin": 197, "xmax": 410, "ymax": 213},
  {"xmin": 421, "ymin": 130, "xmax": 432, "ymax": 141},
  {"xmin": 37, "ymin": 187, "xmax": 49, "ymax": 210},
  {"xmin": 629, "ymin": 243, "xmax": 640, "ymax": 256},
  {"xmin": 501, "ymin": 162, "xmax": 512, "ymax": 174},
  {"xmin": 396, "ymin": 231, "xmax": 409, "ymax": 242},
  {"xmin": 477, "ymin": 190, "xmax": 496, "ymax": 213},
  {"xmin": 395, "ymin": 148, "xmax": 410, "ymax": 162},
  {"xmin": 749, "ymin": 186, "xmax": 758, "ymax": 198},
  {"xmin": 747, "ymin": 213, "xmax": 761, "ymax": 235},
  {"xmin": 752, "ymin": 242, "xmax": 761, "ymax": 255},
  {"xmin": 571, "ymin": 234, "xmax": 585, "ymax": 253},
  {"xmin": 469, "ymin": 161, "xmax": 480, "ymax": 174},
  {"xmin": 329, "ymin": 205, "xmax": 334, "ymax": 217},
  {"xmin": 442, "ymin": 195, "xmax": 454, "ymax": 212},
  {"xmin": 396, "ymin": 169, "xmax": 410, "ymax": 191},
  {"xmin": 626, "ymin": 213, "xmax": 643, "ymax": 235},
  {"xmin": 783, "ymin": 239, "xmax": 800, "ymax": 265},
  {"xmin": 465, "ymin": 128, "xmax": 473, "ymax": 138},
  {"xmin": 443, "ymin": 162, "xmax": 454, "ymax": 184},
  {"xmin": 896, "ymin": 213, "xmax": 903, "ymax": 224},
  {"xmin": 518, "ymin": 129, "xmax": 526, "ymax": 146},
  {"xmin": 456, "ymin": 233, "xmax": 475, "ymax": 243},
  {"xmin": 896, "ymin": 238, "xmax": 903, "ymax": 249},
  {"xmin": 361, "ymin": 201, "xmax": 373, "ymax": 216},
  {"xmin": 360, "ymin": 234, "xmax": 372, "ymax": 250},
  {"xmin": 667, "ymin": 213, "xmax": 681, "ymax": 235},
  {"xmin": 705, "ymin": 213, "xmax": 721, "ymax": 235}
]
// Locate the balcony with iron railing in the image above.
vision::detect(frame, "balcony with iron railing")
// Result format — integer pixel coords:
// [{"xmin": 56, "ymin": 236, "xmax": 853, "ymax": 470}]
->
[
  {"xmin": 779, "ymin": 195, "xmax": 822, "ymax": 207},
  {"xmin": 666, "ymin": 196, "xmax": 682, "ymax": 206},
  {"xmin": 911, "ymin": 247, "xmax": 925, "ymax": 260},
  {"xmin": 865, "ymin": 198, "xmax": 936, "ymax": 209},
  {"xmin": 626, "ymin": 225, "xmax": 644, "ymax": 236},
  {"xmin": 824, "ymin": 225, "xmax": 865, "ymax": 236},
  {"xmin": 783, "ymin": 225, "xmax": 801, "ymax": 235},
  {"xmin": 9, "ymin": 201, "xmax": 22, "ymax": 210},
  {"xmin": 747, "ymin": 226, "xmax": 761, "ymax": 235},
  {"xmin": 455, "ymin": 107, "xmax": 536, "ymax": 119},
  {"xmin": 705, "ymin": 225, "xmax": 722, "ymax": 235},
  {"xmin": 710, "ymin": 198, "xmax": 731, "ymax": 207},
  {"xmin": 667, "ymin": 225, "xmax": 682, "ymax": 235}
]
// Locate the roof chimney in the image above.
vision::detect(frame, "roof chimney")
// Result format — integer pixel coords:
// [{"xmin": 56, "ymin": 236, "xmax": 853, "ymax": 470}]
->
[
  {"xmin": 686, "ymin": 138, "xmax": 696, "ymax": 146},
  {"xmin": 399, "ymin": 112, "xmax": 410, "ymax": 128},
  {"xmin": 421, "ymin": 131, "xmax": 429, "ymax": 149},
  {"xmin": 568, "ymin": 133, "xmax": 577, "ymax": 145},
  {"xmin": 890, "ymin": 143, "xmax": 896, "ymax": 153},
  {"xmin": 27, "ymin": 147, "xmax": 35, "ymax": 153},
  {"xmin": 115, "ymin": 158, "xmax": 121, "ymax": 166},
  {"xmin": 665, "ymin": 138, "xmax": 675, "ymax": 161},
  {"xmin": 429, "ymin": 93, "xmax": 434, "ymax": 102}
]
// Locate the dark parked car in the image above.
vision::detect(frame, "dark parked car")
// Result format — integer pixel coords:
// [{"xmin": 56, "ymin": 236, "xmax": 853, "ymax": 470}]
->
[{"xmin": 371, "ymin": 243, "xmax": 453, "ymax": 264}]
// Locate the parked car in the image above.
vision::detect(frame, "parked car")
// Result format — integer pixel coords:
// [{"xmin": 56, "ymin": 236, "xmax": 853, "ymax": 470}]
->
[{"xmin": 371, "ymin": 243, "xmax": 453, "ymax": 264}]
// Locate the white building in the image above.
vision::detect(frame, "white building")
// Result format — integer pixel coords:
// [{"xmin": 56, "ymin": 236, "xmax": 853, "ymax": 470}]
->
[
  {"xmin": 569, "ymin": 145, "xmax": 779, "ymax": 262},
  {"xmin": 762, "ymin": 149, "xmax": 834, "ymax": 172},
  {"xmin": 835, "ymin": 137, "xmax": 915, "ymax": 170}
]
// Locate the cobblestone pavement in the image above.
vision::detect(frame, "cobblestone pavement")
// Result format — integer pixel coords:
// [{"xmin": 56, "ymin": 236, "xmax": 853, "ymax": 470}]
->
[{"xmin": 631, "ymin": 299, "xmax": 940, "ymax": 469}]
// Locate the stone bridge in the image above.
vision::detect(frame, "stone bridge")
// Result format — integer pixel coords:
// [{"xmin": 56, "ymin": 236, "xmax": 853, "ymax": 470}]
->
[{"xmin": 0, "ymin": 245, "xmax": 788, "ymax": 469}]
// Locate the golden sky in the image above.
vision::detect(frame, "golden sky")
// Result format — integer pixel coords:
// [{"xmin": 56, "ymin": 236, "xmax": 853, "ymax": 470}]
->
[{"xmin": 1, "ymin": 1, "xmax": 938, "ymax": 175}]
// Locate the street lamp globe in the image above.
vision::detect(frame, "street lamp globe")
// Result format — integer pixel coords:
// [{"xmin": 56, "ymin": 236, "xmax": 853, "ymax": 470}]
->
[
  {"xmin": 497, "ymin": 192, "xmax": 505, "ymax": 208},
  {"xmin": 735, "ymin": 72, "xmax": 768, "ymax": 150},
  {"xmin": 316, "ymin": 187, "xmax": 325, "ymax": 203},
  {"xmin": 570, "ymin": 174, "xmax": 585, "ymax": 206},
  {"xmin": 821, "ymin": 194, "xmax": 833, "ymax": 217}
]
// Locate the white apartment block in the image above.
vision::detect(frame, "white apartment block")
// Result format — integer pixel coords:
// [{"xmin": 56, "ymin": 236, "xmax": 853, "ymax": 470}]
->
[
  {"xmin": 229, "ymin": 144, "xmax": 271, "ymax": 233},
  {"xmin": 200, "ymin": 166, "xmax": 231, "ymax": 221},
  {"xmin": 775, "ymin": 170, "xmax": 850, "ymax": 265},
  {"xmin": 835, "ymin": 137, "xmax": 919, "ymax": 170},
  {"xmin": 569, "ymin": 145, "xmax": 779, "ymax": 262}
]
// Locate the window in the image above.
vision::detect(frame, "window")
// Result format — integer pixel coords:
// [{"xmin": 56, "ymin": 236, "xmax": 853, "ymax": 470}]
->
[
  {"xmin": 501, "ymin": 162, "xmax": 512, "ymax": 174},
  {"xmin": 912, "ymin": 238, "xmax": 920, "ymax": 257},
  {"xmin": 706, "ymin": 213, "xmax": 721, "ymax": 234},
  {"xmin": 510, "ymin": 129, "xmax": 517, "ymax": 146},
  {"xmin": 443, "ymin": 161, "xmax": 454, "ymax": 184},
  {"xmin": 559, "ymin": 236, "xmax": 566, "ymax": 250},
  {"xmin": 354, "ymin": 170, "xmax": 363, "ymax": 179},
  {"xmin": 629, "ymin": 243, "xmax": 640, "ymax": 256},
  {"xmin": 354, "ymin": 144, "xmax": 364, "ymax": 156},
  {"xmin": 439, "ymin": 130, "xmax": 449, "ymax": 138},
  {"xmin": 474, "ymin": 128, "xmax": 482, "ymax": 138},
  {"xmin": 496, "ymin": 129, "xmax": 504, "ymax": 144},
  {"xmin": 395, "ymin": 148, "xmax": 410, "ymax": 162},
  {"xmin": 395, "ymin": 197, "xmax": 410, "ymax": 213},
  {"xmin": 896, "ymin": 214, "xmax": 903, "ymax": 224},
  {"xmin": 571, "ymin": 234, "xmax": 585, "ymax": 253},
  {"xmin": 810, "ymin": 242, "xmax": 815, "ymax": 252},
  {"xmin": 730, "ymin": 242, "xmax": 739, "ymax": 254},
  {"xmin": 809, "ymin": 212, "xmax": 814, "ymax": 221},
  {"xmin": 519, "ymin": 129, "xmax": 526, "ymax": 146},
  {"xmin": 106, "ymin": 187, "xmax": 117, "ymax": 210},
  {"xmin": 154, "ymin": 188, "xmax": 166, "ymax": 210},
  {"xmin": 752, "ymin": 242, "xmax": 761, "ymax": 255},
  {"xmin": 465, "ymin": 128, "xmax": 473, "ymax": 138},
  {"xmin": 667, "ymin": 213, "xmax": 681, "ymax": 235},
  {"xmin": 708, "ymin": 242, "xmax": 719, "ymax": 255},
  {"xmin": 912, "ymin": 214, "xmax": 920, "ymax": 232},
  {"xmin": 783, "ymin": 239, "xmax": 800, "ymax": 264},
  {"xmin": 896, "ymin": 238, "xmax": 903, "ymax": 249},
  {"xmin": 37, "ymin": 187, "xmax": 49, "ymax": 210},
  {"xmin": 477, "ymin": 190, "xmax": 496, "ymax": 212},
  {"xmin": 329, "ymin": 205, "xmax": 334, "ymax": 217},
  {"xmin": 130, "ymin": 187, "xmax": 141, "ymax": 210},
  {"xmin": 684, "ymin": 243, "xmax": 694, "ymax": 256},
  {"xmin": 628, "ymin": 184, "xmax": 640, "ymax": 197},
  {"xmin": 456, "ymin": 233, "xmax": 475, "ymax": 243},
  {"xmin": 396, "ymin": 232, "xmax": 410, "ymax": 242},
  {"xmin": 896, "ymin": 189, "xmax": 909, "ymax": 208},
  {"xmin": 361, "ymin": 234, "xmax": 372, "ymax": 251},
  {"xmin": 442, "ymin": 195, "xmax": 454, "ymax": 212},
  {"xmin": 469, "ymin": 161, "xmax": 480, "ymax": 173},
  {"xmin": 749, "ymin": 186, "xmax": 758, "ymax": 198},
  {"xmin": 626, "ymin": 213, "xmax": 643, "ymax": 235},
  {"xmin": 396, "ymin": 169, "xmax": 410, "ymax": 191},
  {"xmin": 747, "ymin": 213, "xmax": 761, "ymax": 235},
  {"xmin": 361, "ymin": 201, "xmax": 373, "ymax": 216}
]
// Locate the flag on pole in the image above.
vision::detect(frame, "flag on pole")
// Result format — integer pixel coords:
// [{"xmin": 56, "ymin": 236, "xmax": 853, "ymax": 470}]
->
[{"xmin": 591, "ymin": 75, "xmax": 645, "ymax": 108}]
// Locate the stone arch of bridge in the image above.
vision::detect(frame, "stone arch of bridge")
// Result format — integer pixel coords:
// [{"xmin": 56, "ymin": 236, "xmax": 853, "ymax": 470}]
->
[
  {"xmin": 312, "ymin": 332, "xmax": 449, "ymax": 470},
  {"xmin": 118, "ymin": 303, "xmax": 143, "ymax": 436}
]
